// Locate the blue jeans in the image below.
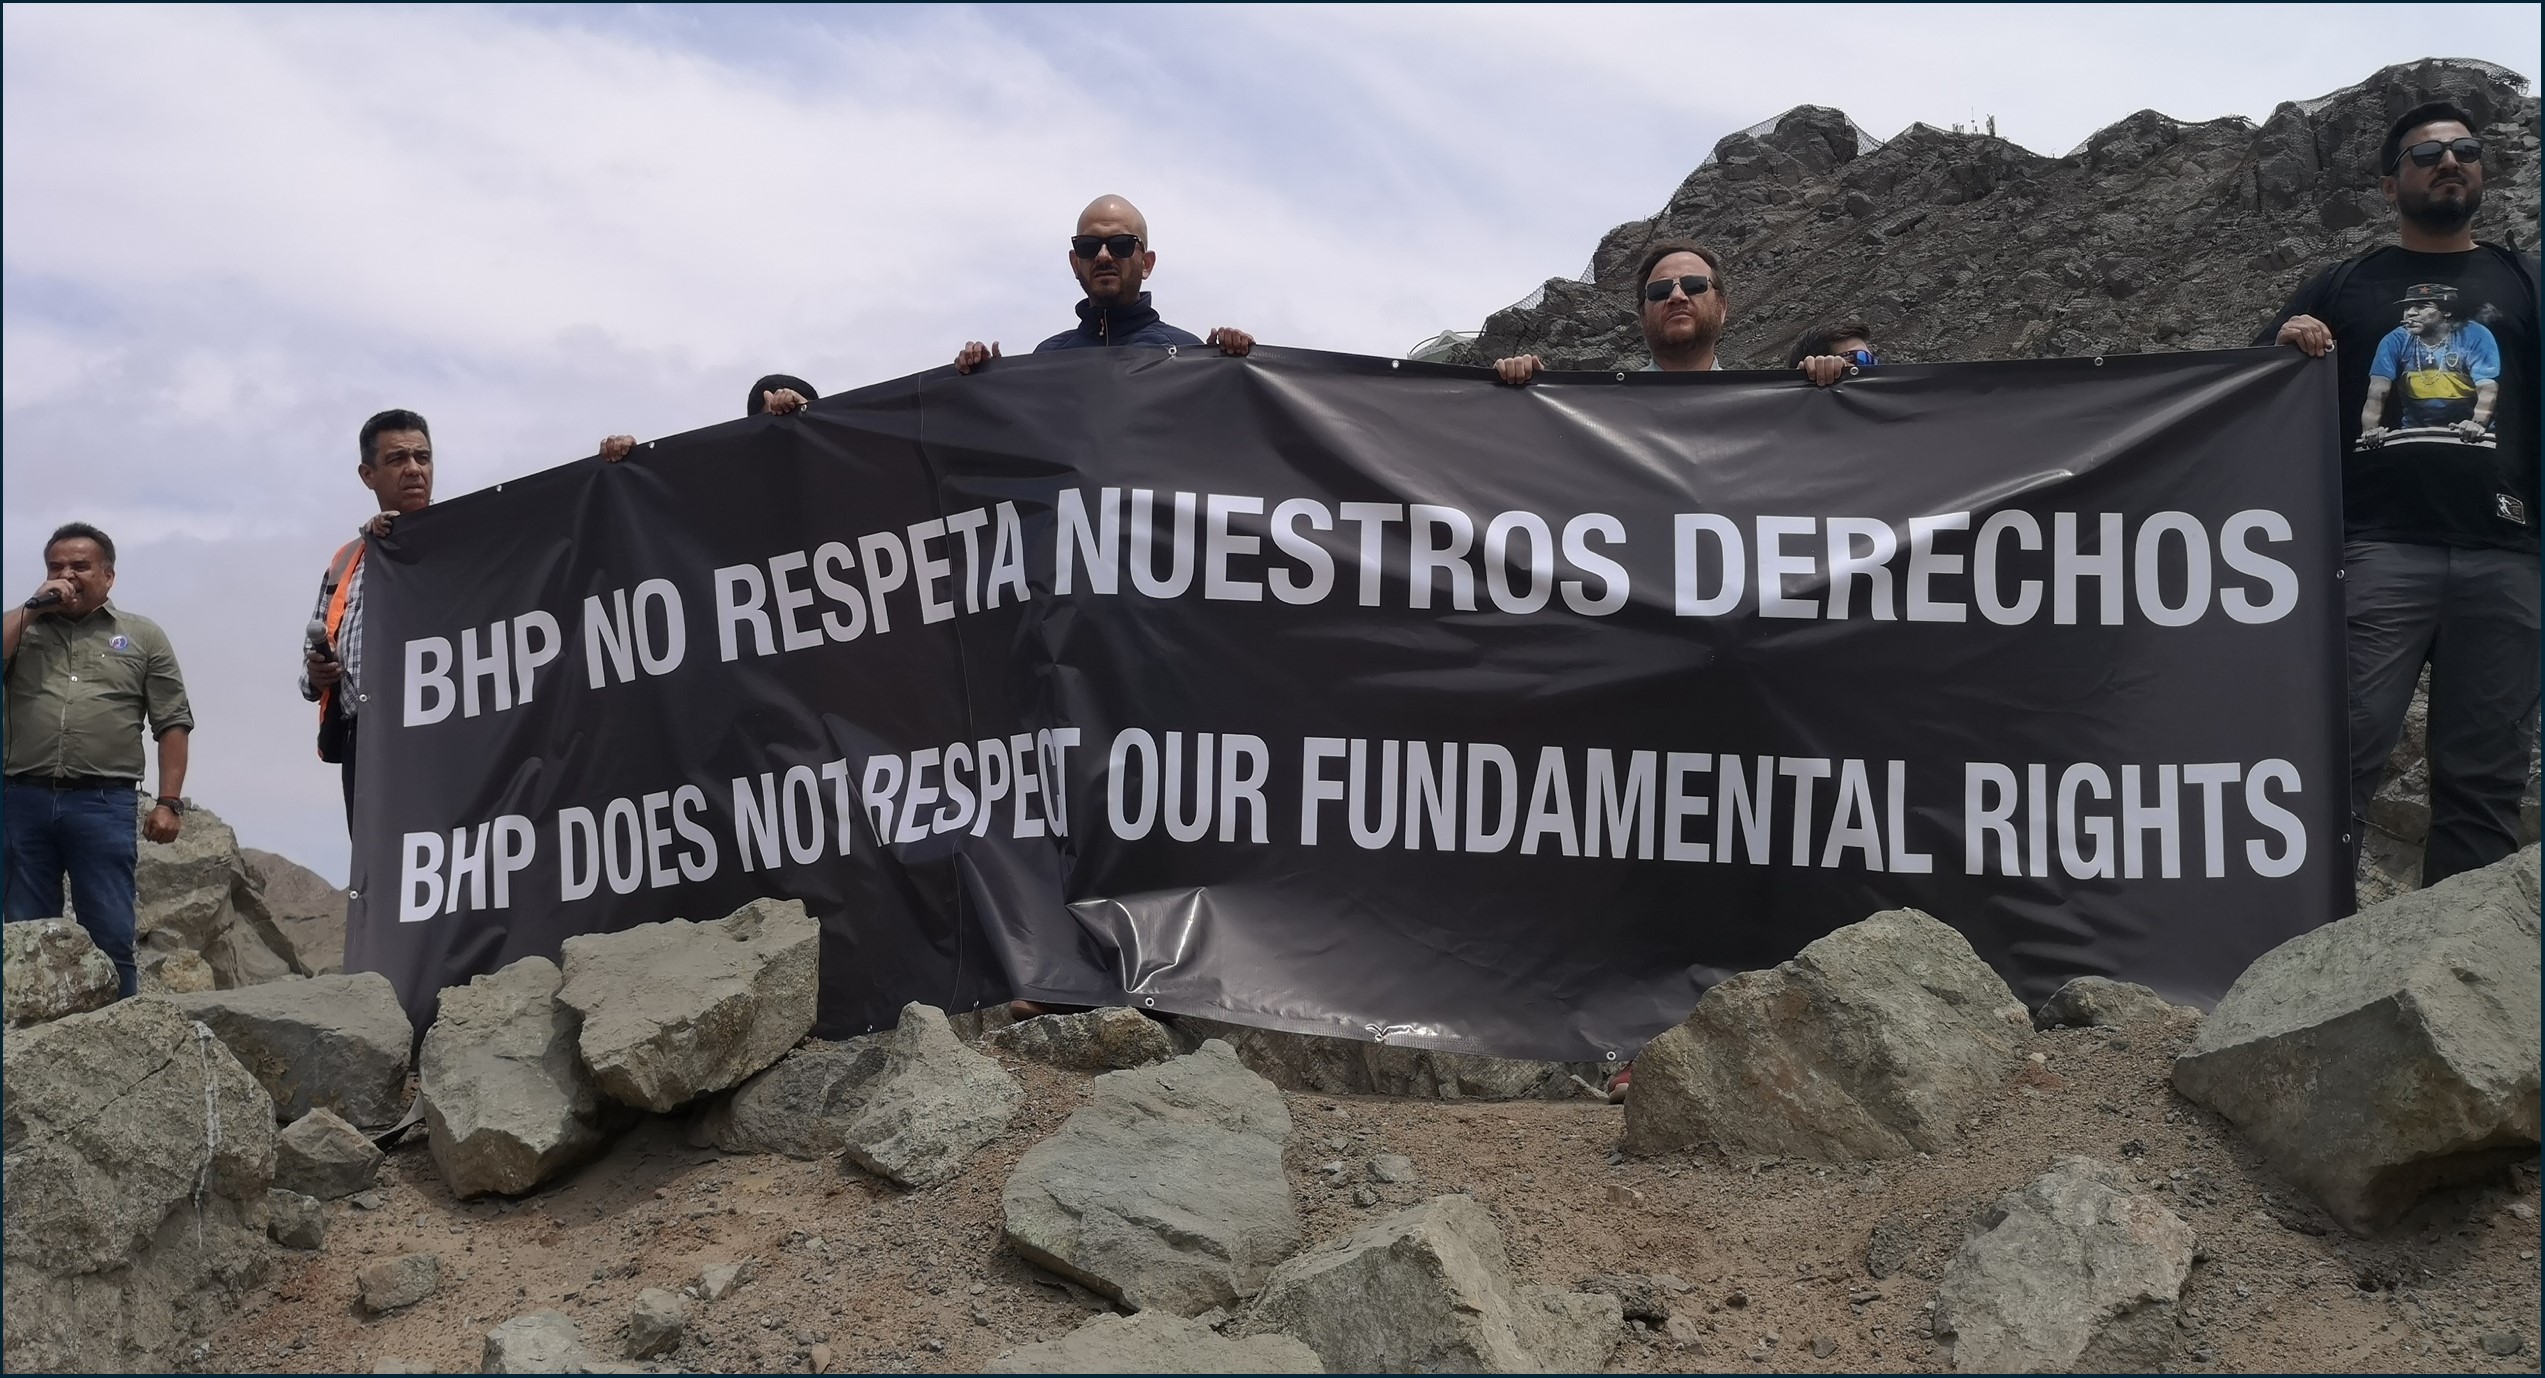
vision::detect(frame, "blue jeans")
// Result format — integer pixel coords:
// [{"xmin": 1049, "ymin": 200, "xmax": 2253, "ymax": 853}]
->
[{"xmin": 4, "ymin": 781, "xmax": 140, "ymax": 998}]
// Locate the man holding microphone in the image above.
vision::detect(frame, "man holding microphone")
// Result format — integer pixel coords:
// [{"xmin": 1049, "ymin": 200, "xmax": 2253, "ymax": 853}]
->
[
  {"xmin": 3, "ymin": 522, "xmax": 194, "ymax": 999},
  {"xmin": 302, "ymin": 408, "xmax": 435, "ymax": 826}
]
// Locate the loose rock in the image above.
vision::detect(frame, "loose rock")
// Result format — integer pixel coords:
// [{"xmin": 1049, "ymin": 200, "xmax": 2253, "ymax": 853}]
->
[
  {"xmin": 988, "ymin": 1311, "xmax": 1325, "ymax": 1373},
  {"xmin": 2, "ymin": 918, "xmax": 119, "ymax": 1026},
  {"xmin": 1368, "ymin": 1154, "xmax": 1416, "ymax": 1184},
  {"xmin": 482, "ymin": 1311, "xmax": 594, "ymax": 1373},
  {"xmin": 983, "ymin": 1006, "xmax": 1179, "ymax": 1071},
  {"xmin": 241, "ymin": 847, "xmax": 348, "ymax": 976},
  {"xmin": 838, "ymin": 1003, "xmax": 1022, "ymax": 1188},
  {"xmin": 626, "ymin": 1288, "xmax": 686, "ymax": 1359},
  {"xmin": 355, "ymin": 1252, "xmax": 441, "ymax": 1315},
  {"xmin": 696, "ymin": 1260, "xmax": 750, "ymax": 1302},
  {"xmin": 695, "ymin": 1037, "xmax": 892, "ymax": 1159},
  {"xmin": 140, "ymin": 948, "xmax": 218, "ymax": 995},
  {"xmin": 135, "ymin": 799, "xmax": 303, "ymax": 987},
  {"xmin": 1, "ymin": 997, "xmax": 277, "ymax": 1372},
  {"xmin": 266, "ymin": 1189, "xmax": 328, "ymax": 1250},
  {"xmin": 1003, "ymin": 1040, "xmax": 1300, "ymax": 1315},
  {"xmin": 1623, "ymin": 909, "xmax": 2031, "ymax": 1159},
  {"xmin": 1932, "ymin": 1158, "xmax": 2194, "ymax": 1372},
  {"xmin": 2173, "ymin": 845, "xmax": 2540, "ymax": 1233},
  {"xmin": 1170, "ymin": 1017, "xmax": 1599, "ymax": 1100},
  {"xmin": 559, "ymin": 897, "xmax": 819, "ymax": 1112},
  {"xmin": 170, "ymin": 973, "xmax": 412, "ymax": 1125},
  {"xmin": 1250, "ymin": 1195, "xmax": 1620, "ymax": 1372},
  {"xmin": 420, "ymin": 956, "xmax": 613, "ymax": 1198},
  {"xmin": 1579, "ymin": 1273, "xmax": 1674, "ymax": 1323},
  {"xmin": 2034, "ymin": 976, "xmax": 2200, "ymax": 1030},
  {"xmin": 275, "ymin": 1106, "xmax": 384, "ymax": 1200}
]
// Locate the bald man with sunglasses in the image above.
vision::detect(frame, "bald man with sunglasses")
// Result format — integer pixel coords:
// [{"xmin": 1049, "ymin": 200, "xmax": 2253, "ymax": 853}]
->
[
  {"xmin": 956, "ymin": 194, "xmax": 1253, "ymax": 372},
  {"xmin": 1495, "ymin": 241, "xmax": 1730, "ymax": 384}
]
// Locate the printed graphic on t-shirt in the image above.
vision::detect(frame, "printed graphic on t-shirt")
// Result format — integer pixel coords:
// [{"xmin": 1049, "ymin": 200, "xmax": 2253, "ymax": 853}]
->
[{"xmin": 2360, "ymin": 282, "xmax": 2502, "ymax": 451}]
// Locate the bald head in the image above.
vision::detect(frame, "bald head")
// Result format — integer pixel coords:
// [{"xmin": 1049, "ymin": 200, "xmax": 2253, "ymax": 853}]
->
[
  {"xmin": 1068, "ymin": 194, "xmax": 1157, "ymax": 307},
  {"xmin": 1077, "ymin": 194, "xmax": 1149, "ymax": 241}
]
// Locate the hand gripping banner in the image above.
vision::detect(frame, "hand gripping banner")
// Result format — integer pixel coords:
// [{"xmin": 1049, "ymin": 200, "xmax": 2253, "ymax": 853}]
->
[{"xmin": 347, "ymin": 346, "xmax": 2343, "ymax": 1062}]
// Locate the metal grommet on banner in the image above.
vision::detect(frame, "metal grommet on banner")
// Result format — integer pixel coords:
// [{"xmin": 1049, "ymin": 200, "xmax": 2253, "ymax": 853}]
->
[
  {"xmin": 2093, "ymin": 357, "xmax": 2106, "ymax": 367},
  {"xmin": 1614, "ymin": 372, "xmax": 1626, "ymax": 382},
  {"xmin": 1142, "ymin": 997, "xmax": 1155, "ymax": 1008},
  {"xmin": 496, "ymin": 484, "xmax": 504, "ymax": 492},
  {"xmin": 346, "ymin": 889, "xmax": 359, "ymax": 899},
  {"xmin": 1390, "ymin": 360, "xmax": 1401, "ymax": 370},
  {"xmin": 1165, "ymin": 345, "xmax": 1179, "ymax": 359},
  {"xmin": 357, "ymin": 693, "xmax": 369, "ymax": 704},
  {"xmin": 1604, "ymin": 1050, "xmax": 1619, "ymax": 1062},
  {"xmin": 2335, "ymin": 569, "xmax": 2346, "ymax": 580},
  {"xmin": 2340, "ymin": 833, "xmax": 2352, "ymax": 844}
]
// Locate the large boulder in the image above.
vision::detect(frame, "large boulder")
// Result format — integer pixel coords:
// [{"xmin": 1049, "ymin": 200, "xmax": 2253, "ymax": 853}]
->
[
  {"xmin": 838, "ymin": 1003, "xmax": 1022, "ymax": 1188},
  {"xmin": 2, "ymin": 997, "xmax": 276, "ymax": 1372},
  {"xmin": 133, "ymin": 798, "xmax": 301, "ymax": 987},
  {"xmin": 420, "ymin": 956, "xmax": 613, "ymax": 1199},
  {"xmin": 695, "ymin": 1037, "xmax": 893, "ymax": 1159},
  {"xmin": 1623, "ymin": 908, "xmax": 2032, "ymax": 1159},
  {"xmin": 558, "ymin": 897, "xmax": 819, "ymax": 1113},
  {"xmin": 2173, "ymin": 845, "xmax": 2540, "ymax": 1234},
  {"xmin": 242, "ymin": 847, "xmax": 348, "ymax": 976},
  {"xmin": 1003, "ymin": 1040, "xmax": 1301, "ymax": 1315},
  {"xmin": 1932, "ymin": 1158, "xmax": 2195, "ymax": 1372},
  {"xmin": 1170, "ymin": 1017, "xmax": 1598, "ymax": 1100},
  {"xmin": 990, "ymin": 1312, "xmax": 1324, "ymax": 1373},
  {"xmin": 985, "ymin": 1006, "xmax": 1179, "ymax": 1072},
  {"xmin": 276, "ymin": 1106, "xmax": 384, "ymax": 1200},
  {"xmin": 171, "ymin": 972, "xmax": 413, "ymax": 1126},
  {"xmin": 1247, "ymin": 1194, "xmax": 1621, "ymax": 1373},
  {"xmin": 3, "ymin": 918, "xmax": 118, "ymax": 1026}
]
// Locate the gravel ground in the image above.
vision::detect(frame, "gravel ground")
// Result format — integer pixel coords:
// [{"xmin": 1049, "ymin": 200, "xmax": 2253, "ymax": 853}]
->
[{"xmin": 197, "ymin": 1016, "xmax": 2541, "ymax": 1374}]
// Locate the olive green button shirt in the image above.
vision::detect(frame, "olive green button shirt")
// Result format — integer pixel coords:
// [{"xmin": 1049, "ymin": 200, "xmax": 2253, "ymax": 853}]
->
[{"xmin": 3, "ymin": 602, "xmax": 193, "ymax": 782}]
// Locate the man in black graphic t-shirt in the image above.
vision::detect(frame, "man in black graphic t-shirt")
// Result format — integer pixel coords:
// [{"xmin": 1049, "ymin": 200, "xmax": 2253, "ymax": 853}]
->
[{"xmin": 2262, "ymin": 99, "xmax": 2540, "ymax": 891}]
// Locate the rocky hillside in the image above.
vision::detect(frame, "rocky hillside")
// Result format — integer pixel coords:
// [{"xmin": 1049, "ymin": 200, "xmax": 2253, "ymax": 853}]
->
[{"xmin": 1449, "ymin": 58, "xmax": 2539, "ymax": 370}]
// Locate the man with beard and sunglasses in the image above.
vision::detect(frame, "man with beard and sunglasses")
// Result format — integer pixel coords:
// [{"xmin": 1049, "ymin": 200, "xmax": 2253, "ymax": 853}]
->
[
  {"xmin": 955, "ymin": 194, "xmax": 1253, "ymax": 372},
  {"xmin": 1494, "ymin": 241, "xmax": 1728, "ymax": 384},
  {"xmin": 2260, "ymin": 100, "xmax": 2541, "ymax": 891}
]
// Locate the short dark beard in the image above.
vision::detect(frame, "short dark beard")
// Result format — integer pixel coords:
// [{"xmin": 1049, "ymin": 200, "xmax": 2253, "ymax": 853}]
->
[{"xmin": 2401, "ymin": 180, "xmax": 2480, "ymax": 234}]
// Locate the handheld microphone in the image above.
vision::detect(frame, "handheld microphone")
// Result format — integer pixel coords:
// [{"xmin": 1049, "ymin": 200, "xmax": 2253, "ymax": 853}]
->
[
  {"xmin": 306, "ymin": 618, "xmax": 337, "ymax": 662},
  {"xmin": 23, "ymin": 590, "xmax": 62, "ymax": 610}
]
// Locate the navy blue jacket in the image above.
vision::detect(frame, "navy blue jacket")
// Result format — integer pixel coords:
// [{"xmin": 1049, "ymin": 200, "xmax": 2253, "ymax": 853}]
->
[{"xmin": 1034, "ymin": 293, "xmax": 1203, "ymax": 352}]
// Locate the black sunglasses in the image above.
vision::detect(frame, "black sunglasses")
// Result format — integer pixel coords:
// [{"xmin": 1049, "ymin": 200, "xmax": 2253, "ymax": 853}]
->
[
  {"xmin": 1071, "ymin": 234, "xmax": 1144, "ymax": 260},
  {"xmin": 1641, "ymin": 274, "xmax": 1714, "ymax": 303},
  {"xmin": 1841, "ymin": 348, "xmax": 1879, "ymax": 368},
  {"xmin": 2395, "ymin": 136, "xmax": 2483, "ymax": 171}
]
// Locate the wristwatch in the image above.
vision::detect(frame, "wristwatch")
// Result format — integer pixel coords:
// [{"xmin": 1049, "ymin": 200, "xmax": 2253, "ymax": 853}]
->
[{"xmin": 155, "ymin": 796, "xmax": 186, "ymax": 815}]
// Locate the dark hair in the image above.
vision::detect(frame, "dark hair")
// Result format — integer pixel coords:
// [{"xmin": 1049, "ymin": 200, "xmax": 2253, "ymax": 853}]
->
[
  {"xmin": 1785, "ymin": 319, "xmax": 1874, "ymax": 368},
  {"xmin": 2381, "ymin": 101, "xmax": 2477, "ymax": 174},
  {"xmin": 45, "ymin": 521, "xmax": 115, "ymax": 569},
  {"xmin": 1631, "ymin": 241, "xmax": 1726, "ymax": 303},
  {"xmin": 359, "ymin": 409, "xmax": 432, "ymax": 466},
  {"xmin": 745, "ymin": 375, "xmax": 819, "ymax": 417}
]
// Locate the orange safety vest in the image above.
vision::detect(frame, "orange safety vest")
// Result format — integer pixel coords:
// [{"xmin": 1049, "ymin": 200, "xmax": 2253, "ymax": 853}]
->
[{"xmin": 315, "ymin": 539, "xmax": 365, "ymax": 754}]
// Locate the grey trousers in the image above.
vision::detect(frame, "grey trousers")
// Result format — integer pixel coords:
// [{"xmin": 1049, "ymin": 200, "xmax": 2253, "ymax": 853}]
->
[{"xmin": 2344, "ymin": 540, "xmax": 2542, "ymax": 886}]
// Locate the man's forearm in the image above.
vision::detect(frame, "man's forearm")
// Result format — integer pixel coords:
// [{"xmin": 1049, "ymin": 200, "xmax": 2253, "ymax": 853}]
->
[
  {"xmin": 2472, "ymin": 380, "xmax": 2498, "ymax": 427},
  {"xmin": 1, "ymin": 606, "xmax": 27, "ymax": 662},
  {"xmin": 155, "ymin": 728, "xmax": 190, "ymax": 801}
]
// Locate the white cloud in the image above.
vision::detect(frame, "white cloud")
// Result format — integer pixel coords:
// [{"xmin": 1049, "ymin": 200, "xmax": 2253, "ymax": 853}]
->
[{"xmin": 3, "ymin": 2, "xmax": 2534, "ymax": 877}]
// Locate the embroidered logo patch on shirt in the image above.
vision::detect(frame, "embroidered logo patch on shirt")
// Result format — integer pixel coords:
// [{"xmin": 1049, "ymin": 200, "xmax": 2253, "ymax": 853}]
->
[
  {"xmin": 2498, "ymin": 493, "xmax": 2529, "ymax": 527},
  {"xmin": 107, "ymin": 635, "xmax": 132, "ymax": 652}
]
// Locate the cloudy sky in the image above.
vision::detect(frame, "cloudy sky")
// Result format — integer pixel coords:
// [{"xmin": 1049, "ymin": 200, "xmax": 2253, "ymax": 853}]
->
[{"xmin": 6, "ymin": 3, "xmax": 2537, "ymax": 882}]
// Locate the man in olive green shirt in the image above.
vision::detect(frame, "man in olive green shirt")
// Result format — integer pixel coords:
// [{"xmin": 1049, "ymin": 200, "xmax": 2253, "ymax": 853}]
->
[{"xmin": 3, "ymin": 522, "xmax": 193, "ymax": 997}]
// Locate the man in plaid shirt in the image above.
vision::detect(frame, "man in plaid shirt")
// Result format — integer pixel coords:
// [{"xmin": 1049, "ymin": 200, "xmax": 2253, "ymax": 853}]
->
[{"xmin": 302, "ymin": 409, "xmax": 434, "ymax": 826}]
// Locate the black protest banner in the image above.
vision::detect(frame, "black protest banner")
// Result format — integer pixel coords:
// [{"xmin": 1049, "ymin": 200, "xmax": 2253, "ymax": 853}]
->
[{"xmin": 346, "ymin": 346, "xmax": 2343, "ymax": 1062}]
